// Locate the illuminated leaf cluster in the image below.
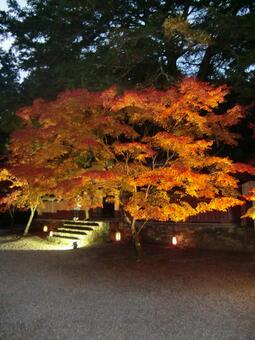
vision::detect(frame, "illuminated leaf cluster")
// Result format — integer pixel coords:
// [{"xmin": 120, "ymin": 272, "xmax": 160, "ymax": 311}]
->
[{"xmin": 2, "ymin": 78, "xmax": 254, "ymax": 225}]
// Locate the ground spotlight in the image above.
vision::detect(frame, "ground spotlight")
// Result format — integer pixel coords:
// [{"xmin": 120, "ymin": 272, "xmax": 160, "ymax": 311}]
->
[{"xmin": 43, "ymin": 225, "xmax": 48, "ymax": 232}]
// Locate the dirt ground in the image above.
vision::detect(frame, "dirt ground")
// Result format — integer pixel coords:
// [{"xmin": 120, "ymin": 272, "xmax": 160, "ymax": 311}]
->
[{"xmin": 0, "ymin": 236, "xmax": 255, "ymax": 340}]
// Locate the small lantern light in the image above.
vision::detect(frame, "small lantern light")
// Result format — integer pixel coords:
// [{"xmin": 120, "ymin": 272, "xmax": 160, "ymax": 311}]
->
[
  {"xmin": 49, "ymin": 231, "xmax": 53, "ymax": 237},
  {"xmin": 172, "ymin": 236, "xmax": 177, "ymax": 246},
  {"xmin": 115, "ymin": 231, "xmax": 121, "ymax": 241},
  {"xmin": 43, "ymin": 225, "xmax": 48, "ymax": 232},
  {"xmin": 73, "ymin": 241, "xmax": 78, "ymax": 249}
]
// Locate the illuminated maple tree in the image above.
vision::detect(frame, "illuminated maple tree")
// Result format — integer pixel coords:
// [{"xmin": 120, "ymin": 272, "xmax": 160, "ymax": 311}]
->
[
  {"xmin": 242, "ymin": 188, "xmax": 255, "ymax": 220},
  {"xmin": 107, "ymin": 79, "xmax": 254, "ymax": 253},
  {"xmin": 6, "ymin": 78, "xmax": 255, "ymax": 251},
  {"xmin": 0, "ymin": 167, "xmax": 56, "ymax": 235},
  {"xmin": 242, "ymin": 123, "xmax": 255, "ymax": 221}
]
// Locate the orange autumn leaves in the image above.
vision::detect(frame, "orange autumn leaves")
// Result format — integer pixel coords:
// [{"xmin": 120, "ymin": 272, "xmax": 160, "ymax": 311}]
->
[{"xmin": 5, "ymin": 78, "xmax": 255, "ymax": 222}]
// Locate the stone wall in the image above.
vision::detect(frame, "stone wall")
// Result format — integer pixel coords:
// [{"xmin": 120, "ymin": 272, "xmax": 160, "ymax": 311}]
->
[
  {"xmin": 32, "ymin": 217, "xmax": 255, "ymax": 253},
  {"xmin": 139, "ymin": 221, "xmax": 255, "ymax": 252}
]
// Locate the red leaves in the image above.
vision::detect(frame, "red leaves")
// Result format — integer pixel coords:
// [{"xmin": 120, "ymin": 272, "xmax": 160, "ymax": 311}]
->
[
  {"xmin": 7, "ymin": 77, "xmax": 251, "ymax": 223},
  {"xmin": 16, "ymin": 99, "xmax": 47, "ymax": 122},
  {"xmin": 77, "ymin": 138, "xmax": 102, "ymax": 150},
  {"xmin": 80, "ymin": 170, "xmax": 119, "ymax": 183},
  {"xmin": 231, "ymin": 163, "xmax": 255, "ymax": 175}
]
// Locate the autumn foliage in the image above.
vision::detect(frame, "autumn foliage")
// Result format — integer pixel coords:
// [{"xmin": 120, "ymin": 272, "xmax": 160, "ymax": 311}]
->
[
  {"xmin": 2, "ymin": 78, "xmax": 255, "ymax": 244},
  {"xmin": 242, "ymin": 123, "xmax": 255, "ymax": 221}
]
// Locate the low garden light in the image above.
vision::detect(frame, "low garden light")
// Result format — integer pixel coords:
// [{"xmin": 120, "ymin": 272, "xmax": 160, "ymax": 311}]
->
[
  {"xmin": 73, "ymin": 241, "xmax": 78, "ymax": 249},
  {"xmin": 172, "ymin": 236, "xmax": 177, "ymax": 246},
  {"xmin": 43, "ymin": 225, "xmax": 48, "ymax": 232},
  {"xmin": 49, "ymin": 231, "xmax": 53, "ymax": 237},
  {"xmin": 115, "ymin": 231, "xmax": 121, "ymax": 241}
]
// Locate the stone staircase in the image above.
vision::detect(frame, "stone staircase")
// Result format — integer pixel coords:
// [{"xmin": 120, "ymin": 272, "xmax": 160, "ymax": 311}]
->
[{"xmin": 50, "ymin": 220, "xmax": 107, "ymax": 248}]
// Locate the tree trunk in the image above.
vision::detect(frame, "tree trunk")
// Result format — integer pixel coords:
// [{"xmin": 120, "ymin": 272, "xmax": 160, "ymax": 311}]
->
[
  {"xmin": 131, "ymin": 218, "xmax": 142, "ymax": 256},
  {"xmin": 85, "ymin": 208, "xmax": 90, "ymax": 220},
  {"xmin": 197, "ymin": 46, "xmax": 214, "ymax": 81},
  {"xmin": 23, "ymin": 207, "xmax": 36, "ymax": 236},
  {"xmin": 8, "ymin": 208, "xmax": 15, "ymax": 231}
]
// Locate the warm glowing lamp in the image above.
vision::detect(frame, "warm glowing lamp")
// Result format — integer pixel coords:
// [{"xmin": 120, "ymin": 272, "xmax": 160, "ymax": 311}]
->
[
  {"xmin": 115, "ymin": 231, "xmax": 121, "ymax": 241},
  {"xmin": 172, "ymin": 236, "xmax": 177, "ymax": 245},
  {"xmin": 43, "ymin": 225, "xmax": 48, "ymax": 232},
  {"xmin": 49, "ymin": 231, "xmax": 53, "ymax": 237}
]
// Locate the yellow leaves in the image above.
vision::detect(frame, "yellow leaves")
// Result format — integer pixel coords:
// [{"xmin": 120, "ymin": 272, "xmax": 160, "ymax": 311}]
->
[
  {"xmin": 126, "ymin": 191, "xmax": 197, "ymax": 222},
  {"xmin": 125, "ymin": 191, "xmax": 170, "ymax": 221},
  {"xmin": 196, "ymin": 197, "xmax": 243, "ymax": 214},
  {"xmin": 163, "ymin": 17, "xmax": 211, "ymax": 46},
  {"xmin": 203, "ymin": 156, "xmax": 233, "ymax": 169},
  {"xmin": 243, "ymin": 187, "xmax": 255, "ymax": 201},
  {"xmin": 135, "ymin": 168, "xmax": 178, "ymax": 190},
  {"xmin": 151, "ymin": 132, "xmax": 213, "ymax": 158},
  {"xmin": 242, "ymin": 187, "xmax": 255, "ymax": 220},
  {"xmin": 165, "ymin": 202, "xmax": 197, "ymax": 222},
  {"xmin": 113, "ymin": 142, "xmax": 155, "ymax": 161},
  {"xmin": 135, "ymin": 165, "xmax": 215, "ymax": 199},
  {"xmin": 242, "ymin": 207, "xmax": 255, "ymax": 219},
  {"xmin": 211, "ymin": 172, "xmax": 238, "ymax": 189},
  {"xmin": 0, "ymin": 169, "xmax": 11, "ymax": 181},
  {"xmin": 0, "ymin": 166, "xmax": 53, "ymax": 211},
  {"xmin": 0, "ymin": 168, "xmax": 25, "ymax": 187}
]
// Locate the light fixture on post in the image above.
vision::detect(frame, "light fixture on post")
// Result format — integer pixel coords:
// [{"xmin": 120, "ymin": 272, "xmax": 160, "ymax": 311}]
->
[
  {"xmin": 43, "ymin": 225, "xmax": 48, "ymax": 232},
  {"xmin": 49, "ymin": 231, "xmax": 53, "ymax": 237},
  {"xmin": 172, "ymin": 236, "xmax": 177, "ymax": 246},
  {"xmin": 115, "ymin": 231, "xmax": 121, "ymax": 242}
]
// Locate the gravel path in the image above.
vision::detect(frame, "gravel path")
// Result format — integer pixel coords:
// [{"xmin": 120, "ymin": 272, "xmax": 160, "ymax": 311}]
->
[
  {"xmin": 0, "ymin": 239, "xmax": 255, "ymax": 340},
  {"xmin": 0, "ymin": 234, "xmax": 62, "ymax": 250}
]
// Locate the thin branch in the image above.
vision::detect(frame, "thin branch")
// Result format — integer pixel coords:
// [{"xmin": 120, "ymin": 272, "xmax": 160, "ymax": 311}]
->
[{"xmin": 137, "ymin": 219, "xmax": 148, "ymax": 234}]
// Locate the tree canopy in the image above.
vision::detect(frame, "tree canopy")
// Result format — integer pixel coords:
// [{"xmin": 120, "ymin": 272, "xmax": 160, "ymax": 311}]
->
[
  {"xmin": 1, "ymin": 0, "xmax": 255, "ymax": 101},
  {"xmin": 0, "ymin": 0, "xmax": 255, "ymax": 160},
  {"xmin": 4, "ymin": 78, "xmax": 255, "ymax": 249}
]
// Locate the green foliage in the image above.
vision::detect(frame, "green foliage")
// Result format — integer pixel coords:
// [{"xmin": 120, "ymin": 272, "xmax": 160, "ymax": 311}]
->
[{"xmin": 0, "ymin": 49, "xmax": 20, "ymax": 153}]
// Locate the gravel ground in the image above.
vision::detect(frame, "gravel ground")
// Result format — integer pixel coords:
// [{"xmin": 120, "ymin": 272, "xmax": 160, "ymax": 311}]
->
[
  {"xmin": 0, "ymin": 234, "xmax": 63, "ymax": 250},
  {"xmin": 0, "ymin": 236, "xmax": 255, "ymax": 340}
]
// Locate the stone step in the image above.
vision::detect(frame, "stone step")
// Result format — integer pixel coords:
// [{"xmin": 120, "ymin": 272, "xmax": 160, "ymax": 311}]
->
[
  {"xmin": 63, "ymin": 222, "xmax": 99, "ymax": 227},
  {"xmin": 52, "ymin": 231, "xmax": 85, "ymax": 239},
  {"xmin": 62, "ymin": 223, "xmax": 97, "ymax": 229},
  {"xmin": 55, "ymin": 229, "xmax": 88, "ymax": 236},
  {"xmin": 51, "ymin": 234, "xmax": 80, "ymax": 241},
  {"xmin": 62, "ymin": 220, "xmax": 99, "ymax": 225},
  {"xmin": 58, "ymin": 227, "xmax": 93, "ymax": 232}
]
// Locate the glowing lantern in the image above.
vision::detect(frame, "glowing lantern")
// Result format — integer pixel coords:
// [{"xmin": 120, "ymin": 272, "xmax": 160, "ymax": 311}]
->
[
  {"xmin": 115, "ymin": 231, "xmax": 121, "ymax": 241},
  {"xmin": 43, "ymin": 225, "xmax": 48, "ymax": 232},
  {"xmin": 49, "ymin": 231, "xmax": 53, "ymax": 237},
  {"xmin": 172, "ymin": 236, "xmax": 177, "ymax": 246}
]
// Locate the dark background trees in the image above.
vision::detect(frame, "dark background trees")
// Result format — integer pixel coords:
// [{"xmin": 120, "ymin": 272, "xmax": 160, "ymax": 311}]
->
[{"xmin": 0, "ymin": 0, "xmax": 255, "ymax": 155}]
